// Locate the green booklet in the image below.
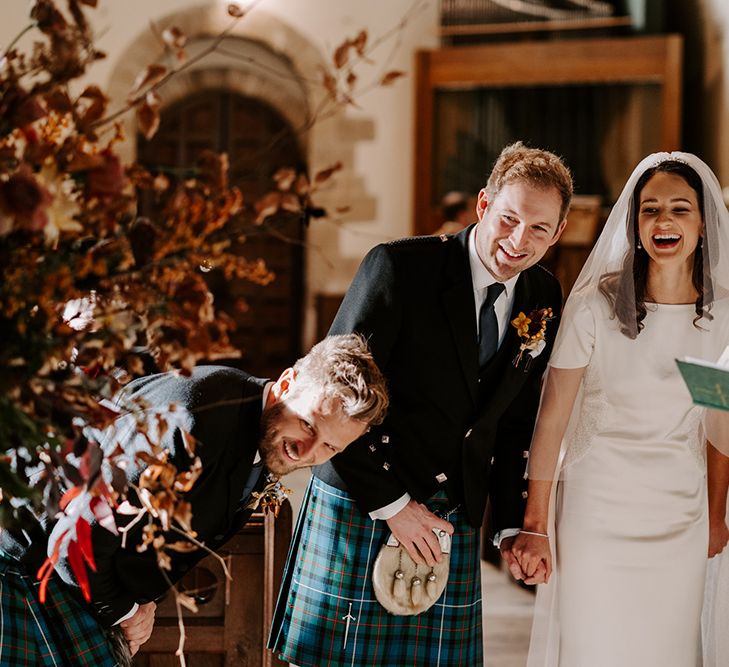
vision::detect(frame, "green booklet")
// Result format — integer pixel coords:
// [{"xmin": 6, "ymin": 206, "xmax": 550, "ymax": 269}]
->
[{"xmin": 676, "ymin": 357, "xmax": 729, "ymax": 411}]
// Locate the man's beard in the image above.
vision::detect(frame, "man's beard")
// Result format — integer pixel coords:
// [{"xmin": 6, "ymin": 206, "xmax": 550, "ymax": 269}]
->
[{"xmin": 259, "ymin": 402, "xmax": 296, "ymax": 476}]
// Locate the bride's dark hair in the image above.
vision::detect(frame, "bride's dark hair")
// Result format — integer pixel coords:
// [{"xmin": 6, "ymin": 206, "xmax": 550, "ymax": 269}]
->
[{"xmin": 599, "ymin": 160, "xmax": 710, "ymax": 338}]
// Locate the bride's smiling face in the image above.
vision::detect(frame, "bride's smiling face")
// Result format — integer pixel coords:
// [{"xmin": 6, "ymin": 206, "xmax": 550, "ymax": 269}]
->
[{"xmin": 637, "ymin": 171, "xmax": 703, "ymax": 269}]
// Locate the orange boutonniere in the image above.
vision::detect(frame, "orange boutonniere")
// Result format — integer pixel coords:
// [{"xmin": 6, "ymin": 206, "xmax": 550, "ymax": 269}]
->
[
  {"xmin": 244, "ymin": 474, "xmax": 292, "ymax": 518},
  {"xmin": 511, "ymin": 307, "xmax": 555, "ymax": 371}
]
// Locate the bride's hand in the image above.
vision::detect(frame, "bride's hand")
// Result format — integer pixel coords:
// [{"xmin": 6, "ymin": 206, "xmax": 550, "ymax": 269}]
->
[
  {"xmin": 708, "ymin": 518, "xmax": 729, "ymax": 558},
  {"xmin": 512, "ymin": 532, "xmax": 552, "ymax": 584}
]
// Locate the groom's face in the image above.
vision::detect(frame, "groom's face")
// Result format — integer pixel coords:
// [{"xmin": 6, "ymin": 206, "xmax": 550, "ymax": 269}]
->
[
  {"xmin": 475, "ymin": 180, "xmax": 566, "ymax": 282},
  {"xmin": 259, "ymin": 385, "xmax": 368, "ymax": 477}
]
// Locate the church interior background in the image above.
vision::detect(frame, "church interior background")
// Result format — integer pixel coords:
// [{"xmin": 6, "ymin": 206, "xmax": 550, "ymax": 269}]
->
[{"xmin": 4, "ymin": 0, "xmax": 729, "ymax": 664}]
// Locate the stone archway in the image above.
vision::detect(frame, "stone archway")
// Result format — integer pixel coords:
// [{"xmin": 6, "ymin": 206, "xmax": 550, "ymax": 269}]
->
[
  {"xmin": 106, "ymin": 6, "xmax": 319, "ymax": 164},
  {"xmin": 106, "ymin": 5, "xmax": 377, "ymax": 351}
]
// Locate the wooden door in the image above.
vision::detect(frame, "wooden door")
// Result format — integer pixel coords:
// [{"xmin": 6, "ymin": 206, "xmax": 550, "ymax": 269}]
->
[{"xmin": 137, "ymin": 90, "xmax": 306, "ymax": 379}]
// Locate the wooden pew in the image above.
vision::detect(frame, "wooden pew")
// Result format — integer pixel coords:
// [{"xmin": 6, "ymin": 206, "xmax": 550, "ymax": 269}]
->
[{"xmin": 133, "ymin": 502, "xmax": 292, "ymax": 667}]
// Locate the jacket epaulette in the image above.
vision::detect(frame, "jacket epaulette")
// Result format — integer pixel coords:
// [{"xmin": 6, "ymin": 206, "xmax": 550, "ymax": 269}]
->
[
  {"xmin": 386, "ymin": 234, "xmax": 451, "ymax": 248},
  {"xmin": 533, "ymin": 262, "xmax": 558, "ymax": 281}
]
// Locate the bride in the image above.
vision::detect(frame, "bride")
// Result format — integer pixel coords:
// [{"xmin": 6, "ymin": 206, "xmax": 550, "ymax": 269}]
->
[{"xmin": 512, "ymin": 152, "xmax": 729, "ymax": 666}]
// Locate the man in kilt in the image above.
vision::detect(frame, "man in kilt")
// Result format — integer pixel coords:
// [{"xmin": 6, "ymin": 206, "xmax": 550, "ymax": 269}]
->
[
  {"xmin": 0, "ymin": 334, "xmax": 388, "ymax": 666},
  {"xmin": 269, "ymin": 143, "xmax": 574, "ymax": 666}
]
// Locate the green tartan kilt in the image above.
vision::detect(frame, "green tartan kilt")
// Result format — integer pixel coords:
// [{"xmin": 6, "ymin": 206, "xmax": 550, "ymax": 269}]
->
[
  {"xmin": 268, "ymin": 476, "xmax": 484, "ymax": 667},
  {"xmin": 0, "ymin": 550, "xmax": 118, "ymax": 667}
]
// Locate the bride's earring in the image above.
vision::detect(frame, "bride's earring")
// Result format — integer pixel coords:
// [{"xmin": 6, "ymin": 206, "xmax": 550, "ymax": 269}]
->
[{"xmin": 637, "ymin": 239, "xmax": 642, "ymax": 250}]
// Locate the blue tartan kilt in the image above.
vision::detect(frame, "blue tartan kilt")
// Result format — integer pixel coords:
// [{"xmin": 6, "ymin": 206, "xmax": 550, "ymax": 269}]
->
[
  {"xmin": 268, "ymin": 476, "xmax": 484, "ymax": 666},
  {"xmin": 0, "ymin": 550, "xmax": 118, "ymax": 667}
]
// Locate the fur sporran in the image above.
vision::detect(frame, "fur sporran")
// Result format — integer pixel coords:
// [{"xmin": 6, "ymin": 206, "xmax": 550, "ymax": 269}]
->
[{"xmin": 371, "ymin": 529, "xmax": 451, "ymax": 615}]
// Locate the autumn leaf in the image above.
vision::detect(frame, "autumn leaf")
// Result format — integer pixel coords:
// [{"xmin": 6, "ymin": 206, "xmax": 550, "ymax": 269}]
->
[
  {"xmin": 90, "ymin": 496, "xmax": 118, "ymax": 534},
  {"xmin": 79, "ymin": 441, "xmax": 103, "ymax": 486},
  {"xmin": 77, "ymin": 85, "xmax": 108, "ymax": 126},
  {"xmin": 273, "ymin": 167, "xmax": 296, "ymax": 192},
  {"xmin": 172, "ymin": 499, "xmax": 194, "ymax": 531},
  {"xmin": 280, "ymin": 193, "xmax": 301, "ymax": 215},
  {"xmin": 45, "ymin": 90, "xmax": 73, "ymax": 113},
  {"xmin": 110, "ymin": 465, "xmax": 128, "ymax": 496},
  {"xmin": 75, "ymin": 517, "xmax": 97, "ymax": 572},
  {"xmin": 314, "ymin": 161, "xmax": 343, "ymax": 185},
  {"xmin": 380, "ymin": 70, "xmax": 406, "ymax": 86},
  {"xmin": 68, "ymin": 538, "xmax": 91, "ymax": 601},
  {"xmin": 197, "ymin": 150, "xmax": 229, "ymax": 191},
  {"xmin": 129, "ymin": 216, "xmax": 158, "ymax": 267},
  {"xmin": 333, "ymin": 40, "xmax": 351, "ymax": 69},
  {"xmin": 137, "ymin": 91, "xmax": 161, "ymax": 140},
  {"xmin": 294, "ymin": 173, "xmax": 310, "ymax": 196},
  {"xmin": 346, "ymin": 71, "xmax": 357, "ymax": 89},
  {"xmin": 59, "ymin": 485, "xmax": 83, "ymax": 511},
  {"xmin": 353, "ymin": 29, "xmax": 368, "ymax": 55},
  {"xmin": 129, "ymin": 64, "xmax": 167, "ymax": 99},
  {"xmin": 255, "ymin": 191, "xmax": 281, "ymax": 225},
  {"xmin": 63, "ymin": 462, "xmax": 84, "ymax": 487},
  {"xmin": 321, "ymin": 70, "xmax": 338, "ymax": 100},
  {"xmin": 162, "ymin": 26, "xmax": 187, "ymax": 51},
  {"xmin": 180, "ymin": 430, "xmax": 197, "ymax": 457},
  {"xmin": 37, "ymin": 529, "xmax": 67, "ymax": 603}
]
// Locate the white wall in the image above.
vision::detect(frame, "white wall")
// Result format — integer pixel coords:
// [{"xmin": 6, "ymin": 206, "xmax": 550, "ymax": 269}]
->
[{"xmin": 2, "ymin": 1, "xmax": 440, "ymax": 347}]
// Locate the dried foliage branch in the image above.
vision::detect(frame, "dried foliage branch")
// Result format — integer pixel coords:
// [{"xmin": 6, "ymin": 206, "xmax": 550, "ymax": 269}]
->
[{"xmin": 0, "ymin": 0, "xmax": 414, "ymax": 660}]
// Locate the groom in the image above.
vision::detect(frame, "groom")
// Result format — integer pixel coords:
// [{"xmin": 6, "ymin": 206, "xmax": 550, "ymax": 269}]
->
[
  {"xmin": 0, "ymin": 334, "xmax": 388, "ymax": 664},
  {"xmin": 269, "ymin": 142, "xmax": 573, "ymax": 666}
]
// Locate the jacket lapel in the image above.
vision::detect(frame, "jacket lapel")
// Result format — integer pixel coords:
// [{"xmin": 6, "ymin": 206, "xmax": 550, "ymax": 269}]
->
[
  {"xmin": 443, "ymin": 226, "xmax": 479, "ymax": 406},
  {"xmin": 226, "ymin": 376, "xmax": 267, "ymax": 528}
]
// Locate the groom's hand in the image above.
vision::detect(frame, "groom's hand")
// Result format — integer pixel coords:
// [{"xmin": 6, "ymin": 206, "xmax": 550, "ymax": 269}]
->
[
  {"xmin": 386, "ymin": 500, "xmax": 454, "ymax": 567},
  {"xmin": 499, "ymin": 536, "xmax": 525, "ymax": 581}
]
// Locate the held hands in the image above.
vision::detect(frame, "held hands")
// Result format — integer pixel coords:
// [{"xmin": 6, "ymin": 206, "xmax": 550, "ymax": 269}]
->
[
  {"xmin": 385, "ymin": 499, "xmax": 454, "ymax": 567},
  {"xmin": 510, "ymin": 532, "xmax": 552, "ymax": 585},
  {"xmin": 120, "ymin": 601, "xmax": 157, "ymax": 656},
  {"xmin": 709, "ymin": 518, "xmax": 729, "ymax": 558}
]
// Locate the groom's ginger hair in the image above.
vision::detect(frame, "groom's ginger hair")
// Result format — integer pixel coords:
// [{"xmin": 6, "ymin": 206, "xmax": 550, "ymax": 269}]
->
[{"xmin": 485, "ymin": 141, "xmax": 574, "ymax": 222}]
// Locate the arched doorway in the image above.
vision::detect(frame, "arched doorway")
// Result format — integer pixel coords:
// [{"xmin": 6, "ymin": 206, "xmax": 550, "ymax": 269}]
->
[{"xmin": 137, "ymin": 89, "xmax": 306, "ymax": 378}]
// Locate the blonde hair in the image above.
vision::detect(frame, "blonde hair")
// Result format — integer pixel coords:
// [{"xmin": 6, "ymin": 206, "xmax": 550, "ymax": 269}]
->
[
  {"xmin": 486, "ymin": 141, "xmax": 574, "ymax": 222},
  {"xmin": 293, "ymin": 334, "xmax": 388, "ymax": 426}
]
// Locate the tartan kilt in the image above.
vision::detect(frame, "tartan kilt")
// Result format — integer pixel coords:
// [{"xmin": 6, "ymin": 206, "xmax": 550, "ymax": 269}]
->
[
  {"xmin": 0, "ymin": 550, "xmax": 118, "ymax": 667},
  {"xmin": 268, "ymin": 476, "xmax": 483, "ymax": 666}
]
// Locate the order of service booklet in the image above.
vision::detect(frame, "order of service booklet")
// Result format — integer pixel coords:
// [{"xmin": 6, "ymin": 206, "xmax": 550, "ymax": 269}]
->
[{"xmin": 676, "ymin": 357, "xmax": 729, "ymax": 411}]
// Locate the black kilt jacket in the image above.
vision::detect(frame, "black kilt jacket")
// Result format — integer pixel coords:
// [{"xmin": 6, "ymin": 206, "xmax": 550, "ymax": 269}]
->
[
  {"xmin": 315, "ymin": 224, "xmax": 563, "ymax": 531},
  {"xmin": 1, "ymin": 366, "xmax": 268, "ymax": 627}
]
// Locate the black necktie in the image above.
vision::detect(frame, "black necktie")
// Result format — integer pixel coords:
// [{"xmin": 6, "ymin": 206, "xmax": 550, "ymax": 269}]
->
[{"xmin": 478, "ymin": 282, "xmax": 505, "ymax": 368}]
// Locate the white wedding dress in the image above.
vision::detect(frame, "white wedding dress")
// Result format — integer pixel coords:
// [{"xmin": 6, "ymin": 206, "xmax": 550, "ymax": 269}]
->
[{"xmin": 528, "ymin": 291, "xmax": 729, "ymax": 667}]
